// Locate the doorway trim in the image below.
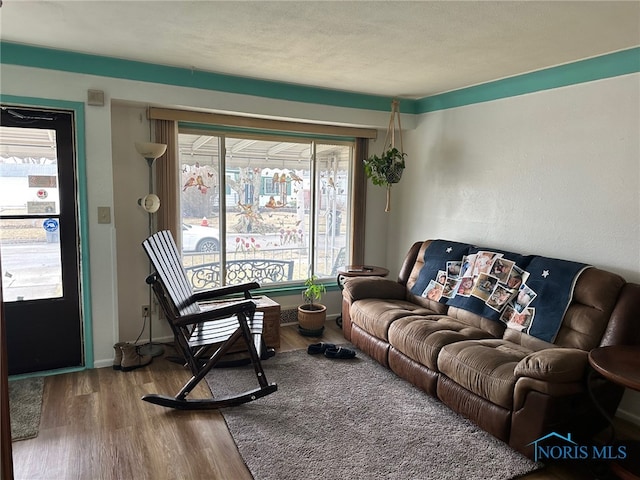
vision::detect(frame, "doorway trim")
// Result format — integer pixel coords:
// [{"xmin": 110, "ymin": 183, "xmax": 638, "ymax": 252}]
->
[{"xmin": 1, "ymin": 94, "xmax": 93, "ymax": 374}]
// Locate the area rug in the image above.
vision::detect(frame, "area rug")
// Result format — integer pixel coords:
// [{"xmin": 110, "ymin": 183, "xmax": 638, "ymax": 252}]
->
[
  {"xmin": 9, "ymin": 376, "xmax": 44, "ymax": 441},
  {"xmin": 205, "ymin": 347, "xmax": 541, "ymax": 480}
]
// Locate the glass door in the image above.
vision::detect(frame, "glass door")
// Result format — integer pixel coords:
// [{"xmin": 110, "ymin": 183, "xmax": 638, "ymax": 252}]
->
[{"xmin": 0, "ymin": 106, "xmax": 83, "ymax": 374}]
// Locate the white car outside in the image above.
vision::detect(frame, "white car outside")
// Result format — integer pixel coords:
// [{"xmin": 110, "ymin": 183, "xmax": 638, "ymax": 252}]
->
[{"xmin": 181, "ymin": 224, "xmax": 220, "ymax": 252}]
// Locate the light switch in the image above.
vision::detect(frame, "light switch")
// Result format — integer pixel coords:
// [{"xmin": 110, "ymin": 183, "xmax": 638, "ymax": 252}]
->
[{"xmin": 97, "ymin": 206, "xmax": 111, "ymax": 224}]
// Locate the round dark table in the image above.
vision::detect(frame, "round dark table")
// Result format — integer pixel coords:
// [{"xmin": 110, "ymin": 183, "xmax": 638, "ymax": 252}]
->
[
  {"xmin": 588, "ymin": 345, "xmax": 640, "ymax": 480},
  {"xmin": 338, "ymin": 265, "xmax": 389, "ymax": 280},
  {"xmin": 589, "ymin": 345, "xmax": 640, "ymax": 391}
]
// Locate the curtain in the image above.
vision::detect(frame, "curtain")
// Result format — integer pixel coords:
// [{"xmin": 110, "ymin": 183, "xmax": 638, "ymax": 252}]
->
[
  {"xmin": 154, "ymin": 119, "xmax": 180, "ymax": 244},
  {"xmin": 350, "ymin": 138, "xmax": 367, "ymax": 266}
]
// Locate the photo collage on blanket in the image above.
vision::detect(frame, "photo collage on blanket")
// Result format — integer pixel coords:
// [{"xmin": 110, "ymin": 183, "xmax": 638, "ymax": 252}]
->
[{"xmin": 420, "ymin": 251, "xmax": 537, "ymax": 332}]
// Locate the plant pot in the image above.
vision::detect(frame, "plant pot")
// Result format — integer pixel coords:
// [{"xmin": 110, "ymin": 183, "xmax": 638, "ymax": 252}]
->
[
  {"xmin": 386, "ymin": 163, "xmax": 404, "ymax": 184},
  {"xmin": 297, "ymin": 304, "xmax": 327, "ymax": 337}
]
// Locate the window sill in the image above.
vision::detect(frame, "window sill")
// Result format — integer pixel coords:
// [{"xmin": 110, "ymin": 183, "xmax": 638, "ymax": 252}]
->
[{"xmin": 256, "ymin": 281, "xmax": 339, "ymax": 299}]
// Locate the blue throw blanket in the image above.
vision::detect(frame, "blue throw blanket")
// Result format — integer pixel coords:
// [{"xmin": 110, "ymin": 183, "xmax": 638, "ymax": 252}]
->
[{"xmin": 410, "ymin": 240, "xmax": 590, "ymax": 342}]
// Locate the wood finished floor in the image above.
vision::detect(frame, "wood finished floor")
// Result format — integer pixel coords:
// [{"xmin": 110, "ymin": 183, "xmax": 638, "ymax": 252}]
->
[{"xmin": 10, "ymin": 321, "xmax": 640, "ymax": 479}]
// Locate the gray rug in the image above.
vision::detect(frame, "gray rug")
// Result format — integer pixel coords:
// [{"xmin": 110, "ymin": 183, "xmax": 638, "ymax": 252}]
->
[
  {"xmin": 206, "ymin": 348, "xmax": 540, "ymax": 480},
  {"xmin": 9, "ymin": 377, "xmax": 44, "ymax": 441}
]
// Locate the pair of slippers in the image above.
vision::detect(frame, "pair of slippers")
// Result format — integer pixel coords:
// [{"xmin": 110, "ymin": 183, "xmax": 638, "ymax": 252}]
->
[{"xmin": 307, "ymin": 342, "xmax": 356, "ymax": 359}]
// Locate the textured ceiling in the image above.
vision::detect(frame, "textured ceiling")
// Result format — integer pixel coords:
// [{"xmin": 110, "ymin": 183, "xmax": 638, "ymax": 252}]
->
[{"xmin": 0, "ymin": 1, "xmax": 639, "ymax": 99}]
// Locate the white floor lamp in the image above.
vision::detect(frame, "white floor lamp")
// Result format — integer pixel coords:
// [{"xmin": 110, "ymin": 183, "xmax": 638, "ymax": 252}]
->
[{"xmin": 135, "ymin": 141, "xmax": 167, "ymax": 358}]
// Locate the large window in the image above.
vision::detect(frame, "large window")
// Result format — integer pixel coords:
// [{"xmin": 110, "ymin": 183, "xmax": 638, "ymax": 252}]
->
[{"xmin": 178, "ymin": 131, "xmax": 352, "ymax": 289}]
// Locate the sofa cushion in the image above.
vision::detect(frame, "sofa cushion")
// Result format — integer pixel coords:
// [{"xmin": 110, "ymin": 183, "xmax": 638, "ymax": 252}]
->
[
  {"xmin": 437, "ymin": 339, "xmax": 535, "ymax": 410},
  {"xmin": 388, "ymin": 316, "xmax": 496, "ymax": 371},
  {"xmin": 405, "ymin": 290, "xmax": 449, "ymax": 315},
  {"xmin": 514, "ymin": 348, "xmax": 588, "ymax": 383},
  {"xmin": 503, "ymin": 328, "xmax": 555, "ymax": 350},
  {"xmin": 350, "ymin": 299, "xmax": 434, "ymax": 342},
  {"xmin": 553, "ymin": 267, "xmax": 626, "ymax": 350},
  {"xmin": 447, "ymin": 306, "xmax": 506, "ymax": 338},
  {"xmin": 405, "ymin": 240, "xmax": 433, "ymax": 292},
  {"xmin": 342, "ymin": 276, "xmax": 406, "ymax": 303}
]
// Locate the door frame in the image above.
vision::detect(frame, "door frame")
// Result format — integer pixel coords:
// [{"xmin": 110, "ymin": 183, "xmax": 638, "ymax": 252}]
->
[
  {"xmin": 1, "ymin": 95, "xmax": 93, "ymax": 375},
  {"xmin": 1, "ymin": 254, "xmax": 14, "ymax": 479}
]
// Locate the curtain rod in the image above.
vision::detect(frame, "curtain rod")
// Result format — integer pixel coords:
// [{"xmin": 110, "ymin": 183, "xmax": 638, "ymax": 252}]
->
[{"xmin": 148, "ymin": 107, "xmax": 377, "ymax": 139}]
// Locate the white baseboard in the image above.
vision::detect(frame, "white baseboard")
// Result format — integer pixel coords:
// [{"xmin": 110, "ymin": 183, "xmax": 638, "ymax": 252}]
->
[
  {"xmin": 93, "ymin": 335, "xmax": 175, "ymax": 369},
  {"xmin": 93, "ymin": 359, "xmax": 114, "ymax": 369}
]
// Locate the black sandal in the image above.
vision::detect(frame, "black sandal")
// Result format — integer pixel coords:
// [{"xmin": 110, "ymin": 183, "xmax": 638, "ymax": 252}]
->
[
  {"xmin": 307, "ymin": 342, "xmax": 336, "ymax": 355},
  {"xmin": 324, "ymin": 346, "xmax": 356, "ymax": 359}
]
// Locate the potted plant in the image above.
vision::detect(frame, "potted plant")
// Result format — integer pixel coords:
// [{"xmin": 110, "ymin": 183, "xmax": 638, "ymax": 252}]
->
[
  {"xmin": 364, "ymin": 146, "xmax": 406, "ymax": 186},
  {"xmin": 297, "ymin": 275, "xmax": 327, "ymax": 336},
  {"xmin": 364, "ymin": 146, "xmax": 406, "ymax": 212},
  {"xmin": 364, "ymin": 100, "xmax": 407, "ymax": 212}
]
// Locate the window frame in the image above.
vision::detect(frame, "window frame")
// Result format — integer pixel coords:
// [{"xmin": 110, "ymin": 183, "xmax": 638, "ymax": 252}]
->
[{"xmin": 176, "ymin": 123, "xmax": 358, "ymax": 291}]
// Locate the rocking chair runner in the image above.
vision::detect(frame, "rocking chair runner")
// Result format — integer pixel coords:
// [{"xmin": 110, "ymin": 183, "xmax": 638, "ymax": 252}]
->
[{"xmin": 142, "ymin": 230, "xmax": 277, "ymax": 410}]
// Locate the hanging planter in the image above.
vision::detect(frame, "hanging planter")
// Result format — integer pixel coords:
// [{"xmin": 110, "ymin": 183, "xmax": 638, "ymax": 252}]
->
[{"xmin": 364, "ymin": 99, "xmax": 406, "ymax": 212}]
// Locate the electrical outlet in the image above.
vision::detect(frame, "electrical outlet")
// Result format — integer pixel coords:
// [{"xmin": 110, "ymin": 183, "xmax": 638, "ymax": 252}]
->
[{"xmin": 141, "ymin": 305, "xmax": 150, "ymax": 317}]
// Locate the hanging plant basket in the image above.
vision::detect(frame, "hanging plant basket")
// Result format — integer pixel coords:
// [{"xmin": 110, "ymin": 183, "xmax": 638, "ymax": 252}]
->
[
  {"xmin": 386, "ymin": 159, "xmax": 405, "ymax": 184},
  {"xmin": 364, "ymin": 147, "xmax": 406, "ymax": 186},
  {"xmin": 364, "ymin": 99, "xmax": 406, "ymax": 212}
]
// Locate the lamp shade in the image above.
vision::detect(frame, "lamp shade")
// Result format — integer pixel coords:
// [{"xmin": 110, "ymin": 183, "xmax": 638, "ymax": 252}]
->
[
  {"xmin": 138, "ymin": 194, "xmax": 161, "ymax": 213},
  {"xmin": 135, "ymin": 142, "xmax": 167, "ymax": 160}
]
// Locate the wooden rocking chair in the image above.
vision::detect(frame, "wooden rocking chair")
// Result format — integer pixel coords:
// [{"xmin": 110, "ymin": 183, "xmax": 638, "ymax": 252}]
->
[{"xmin": 141, "ymin": 230, "xmax": 277, "ymax": 410}]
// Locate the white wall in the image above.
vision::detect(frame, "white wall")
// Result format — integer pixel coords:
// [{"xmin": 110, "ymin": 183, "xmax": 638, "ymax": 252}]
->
[
  {"xmin": 111, "ymin": 104, "xmax": 163, "ymax": 343},
  {"xmin": 392, "ymin": 73, "xmax": 640, "ymax": 423},
  {"xmin": 394, "ymin": 74, "xmax": 639, "ymax": 277}
]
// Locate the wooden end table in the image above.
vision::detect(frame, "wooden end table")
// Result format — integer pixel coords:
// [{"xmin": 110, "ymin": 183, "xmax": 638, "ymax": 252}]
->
[
  {"xmin": 335, "ymin": 265, "xmax": 389, "ymax": 327},
  {"xmin": 589, "ymin": 346, "xmax": 640, "ymax": 391},
  {"xmin": 253, "ymin": 295, "xmax": 281, "ymax": 349},
  {"xmin": 588, "ymin": 345, "xmax": 640, "ymax": 479},
  {"xmin": 203, "ymin": 295, "xmax": 280, "ymax": 350}
]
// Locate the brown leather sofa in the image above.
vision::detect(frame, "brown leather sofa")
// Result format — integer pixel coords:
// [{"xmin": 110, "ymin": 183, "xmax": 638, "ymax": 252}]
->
[{"xmin": 341, "ymin": 240, "xmax": 640, "ymax": 458}]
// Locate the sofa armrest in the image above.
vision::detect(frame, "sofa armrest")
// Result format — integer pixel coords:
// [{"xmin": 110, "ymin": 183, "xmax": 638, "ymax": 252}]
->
[
  {"xmin": 342, "ymin": 277, "xmax": 406, "ymax": 302},
  {"xmin": 514, "ymin": 348, "xmax": 588, "ymax": 383}
]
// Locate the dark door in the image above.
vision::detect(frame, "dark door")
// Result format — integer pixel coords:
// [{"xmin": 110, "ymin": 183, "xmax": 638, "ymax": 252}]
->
[{"xmin": 0, "ymin": 106, "xmax": 83, "ymax": 374}]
